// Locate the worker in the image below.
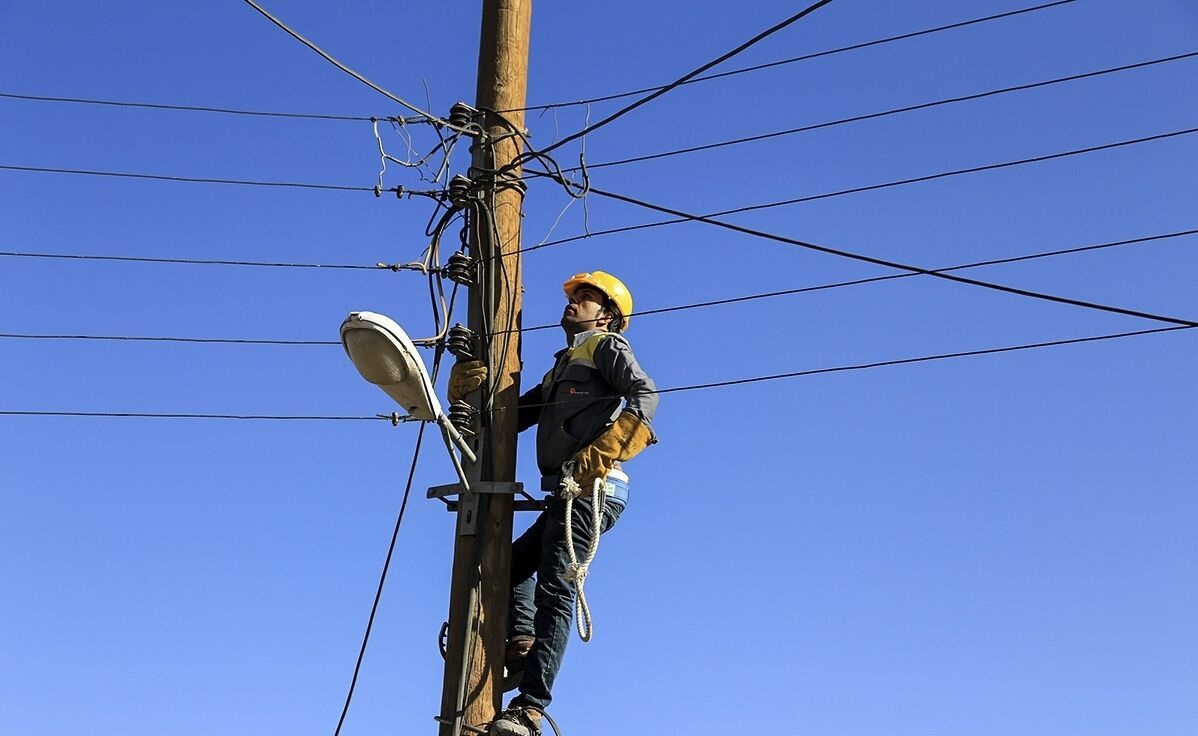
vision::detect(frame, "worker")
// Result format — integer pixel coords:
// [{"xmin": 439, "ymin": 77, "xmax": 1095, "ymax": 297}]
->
[{"xmin": 448, "ymin": 271, "xmax": 658, "ymax": 736}]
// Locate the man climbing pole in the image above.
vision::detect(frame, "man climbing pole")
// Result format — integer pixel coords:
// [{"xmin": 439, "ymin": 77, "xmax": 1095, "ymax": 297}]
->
[{"xmin": 448, "ymin": 271, "xmax": 658, "ymax": 736}]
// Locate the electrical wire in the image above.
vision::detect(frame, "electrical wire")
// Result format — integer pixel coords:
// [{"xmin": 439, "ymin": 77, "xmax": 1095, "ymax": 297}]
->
[
  {"xmin": 514, "ymin": 0, "xmax": 1076, "ymax": 112},
  {"xmin": 0, "ymin": 90, "xmax": 406, "ymax": 122},
  {"xmin": 526, "ymin": 125, "xmax": 1198, "ymax": 253},
  {"xmin": 0, "ymin": 163, "xmax": 438, "ymax": 194},
  {"xmin": 17, "ymin": 228, "xmax": 1189, "ymax": 347},
  {"xmin": 3, "ymin": 3, "xmax": 1076, "ymax": 124},
  {"xmin": 240, "ymin": 0, "xmax": 453, "ymax": 128},
  {"xmin": 0, "ymin": 251, "xmax": 403, "ymax": 270},
  {"xmin": 567, "ymin": 50, "xmax": 1198, "ymax": 172},
  {"xmin": 0, "ymin": 411, "xmax": 389, "ymax": 421},
  {"xmin": 334, "ymin": 131, "xmax": 463, "ymax": 733},
  {"xmin": 507, "ymin": 324, "xmax": 1194, "ymax": 415},
  {"xmin": 655, "ymin": 326, "xmax": 1194, "ymax": 395},
  {"xmin": 375, "ymin": 120, "xmax": 464, "ymax": 191},
  {"xmin": 0, "ymin": 333, "xmax": 339, "ymax": 345},
  {"xmin": 6, "ymin": 327, "xmax": 1191, "ymax": 423},
  {"xmin": 567, "ymin": 180, "xmax": 1198, "ymax": 328},
  {"xmin": 508, "ymin": 228, "xmax": 1198, "ymax": 334},
  {"xmin": 332, "ymin": 422, "xmax": 427, "ymax": 736},
  {"xmin": 528, "ymin": 0, "xmax": 838, "ymax": 160}
]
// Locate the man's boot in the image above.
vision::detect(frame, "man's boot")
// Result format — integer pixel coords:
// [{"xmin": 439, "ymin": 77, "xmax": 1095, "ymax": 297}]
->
[
  {"xmin": 502, "ymin": 635, "xmax": 534, "ymax": 693},
  {"xmin": 490, "ymin": 705, "xmax": 542, "ymax": 736}
]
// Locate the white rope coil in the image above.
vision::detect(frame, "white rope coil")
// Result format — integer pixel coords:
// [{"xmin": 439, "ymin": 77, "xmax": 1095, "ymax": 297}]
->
[{"xmin": 560, "ymin": 466, "xmax": 605, "ymax": 642}]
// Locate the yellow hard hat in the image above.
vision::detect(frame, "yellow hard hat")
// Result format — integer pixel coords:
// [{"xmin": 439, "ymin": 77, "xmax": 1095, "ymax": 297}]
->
[{"xmin": 563, "ymin": 271, "xmax": 634, "ymax": 331}]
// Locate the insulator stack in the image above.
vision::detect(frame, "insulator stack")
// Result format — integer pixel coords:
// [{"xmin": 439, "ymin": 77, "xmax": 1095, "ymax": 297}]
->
[
  {"xmin": 448, "ymin": 400, "xmax": 476, "ymax": 436},
  {"xmin": 448, "ymin": 101, "xmax": 479, "ymax": 130},
  {"xmin": 447, "ymin": 175, "xmax": 473, "ymax": 209},
  {"xmin": 446, "ymin": 324, "xmax": 477, "ymax": 361},
  {"xmin": 445, "ymin": 252, "xmax": 477, "ymax": 287}
]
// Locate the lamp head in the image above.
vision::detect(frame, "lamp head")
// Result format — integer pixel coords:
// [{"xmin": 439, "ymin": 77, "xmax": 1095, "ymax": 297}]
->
[{"xmin": 339, "ymin": 311, "xmax": 440, "ymax": 421}]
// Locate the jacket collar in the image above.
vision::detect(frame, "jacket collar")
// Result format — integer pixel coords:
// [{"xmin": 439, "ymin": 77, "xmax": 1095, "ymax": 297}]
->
[
  {"xmin": 553, "ymin": 327, "xmax": 607, "ymax": 362},
  {"xmin": 567, "ymin": 327, "xmax": 606, "ymax": 349}
]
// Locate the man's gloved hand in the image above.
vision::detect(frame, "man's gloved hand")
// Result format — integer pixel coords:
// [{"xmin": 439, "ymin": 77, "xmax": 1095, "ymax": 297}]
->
[
  {"xmin": 570, "ymin": 411, "xmax": 655, "ymax": 491},
  {"xmin": 447, "ymin": 360, "xmax": 487, "ymax": 403}
]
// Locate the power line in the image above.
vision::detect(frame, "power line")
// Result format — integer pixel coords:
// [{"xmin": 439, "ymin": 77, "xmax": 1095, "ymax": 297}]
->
[
  {"xmin": 0, "ymin": 333, "xmax": 339, "ymax": 346},
  {"xmin": 6, "ymin": 327, "xmax": 1190, "ymax": 422},
  {"xmin": 528, "ymin": 125, "xmax": 1198, "ymax": 253},
  {"xmin": 0, "ymin": 163, "xmax": 437, "ymax": 195},
  {"xmin": 0, "ymin": 90, "xmax": 400, "ymax": 123},
  {"xmin": 675, "ymin": 126, "xmax": 1198, "ymax": 218},
  {"xmin": 654, "ymin": 325, "xmax": 1193, "ymax": 395},
  {"xmin": 513, "ymin": 228, "xmax": 1198, "ymax": 333},
  {"xmin": 0, "ymin": 410, "xmax": 389, "ymax": 421},
  {"xmin": 532, "ymin": 0, "xmax": 837, "ymax": 159},
  {"xmin": 504, "ymin": 325, "xmax": 1193, "ymax": 415},
  {"xmin": 569, "ymin": 181, "xmax": 1198, "ymax": 328},
  {"xmin": 0, "ymin": 250, "xmax": 404, "ymax": 271},
  {"xmin": 570, "ymin": 50, "xmax": 1198, "ymax": 171},
  {"xmin": 240, "ymin": 0, "xmax": 454, "ymax": 129},
  {"xmin": 518, "ymin": 0, "xmax": 1076, "ymax": 112},
  {"xmin": 9, "ymin": 229, "xmax": 1194, "ymax": 346}
]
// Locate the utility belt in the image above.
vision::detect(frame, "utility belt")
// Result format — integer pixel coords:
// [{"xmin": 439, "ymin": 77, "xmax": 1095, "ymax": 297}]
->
[{"xmin": 540, "ymin": 464, "xmax": 630, "ymax": 510}]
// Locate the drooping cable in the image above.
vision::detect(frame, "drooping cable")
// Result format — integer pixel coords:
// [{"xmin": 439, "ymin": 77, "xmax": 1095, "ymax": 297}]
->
[
  {"xmin": 514, "ymin": 0, "xmax": 1076, "ymax": 112},
  {"xmin": 332, "ymin": 422, "xmax": 427, "ymax": 736},
  {"xmin": 240, "ymin": 0, "xmax": 452, "ymax": 128}
]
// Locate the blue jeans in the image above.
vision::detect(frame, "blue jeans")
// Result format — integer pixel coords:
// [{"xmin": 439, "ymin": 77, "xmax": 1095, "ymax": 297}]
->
[{"xmin": 507, "ymin": 494, "xmax": 624, "ymax": 712}]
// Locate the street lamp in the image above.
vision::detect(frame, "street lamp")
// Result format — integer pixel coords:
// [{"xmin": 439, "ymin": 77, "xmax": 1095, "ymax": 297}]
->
[{"xmin": 339, "ymin": 311, "xmax": 475, "ymax": 489}]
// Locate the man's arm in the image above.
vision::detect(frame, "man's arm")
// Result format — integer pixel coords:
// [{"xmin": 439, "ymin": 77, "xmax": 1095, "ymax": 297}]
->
[
  {"xmin": 591, "ymin": 335, "xmax": 659, "ymax": 433},
  {"xmin": 568, "ymin": 336, "xmax": 658, "ymax": 489},
  {"xmin": 516, "ymin": 383, "xmax": 543, "ymax": 433}
]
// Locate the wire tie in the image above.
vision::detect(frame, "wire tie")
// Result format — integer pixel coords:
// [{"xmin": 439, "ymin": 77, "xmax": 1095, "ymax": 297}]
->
[
  {"xmin": 394, "ymin": 185, "xmax": 405, "ymax": 199},
  {"xmin": 373, "ymin": 184, "xmax": 382, "ymax": 198},
  {"xmin": 377, "ymin": 412, "xmax": 409, "ymax": 426}
]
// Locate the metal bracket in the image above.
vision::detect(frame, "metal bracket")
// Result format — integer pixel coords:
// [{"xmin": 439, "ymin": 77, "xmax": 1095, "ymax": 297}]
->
[
  {"xmin": 427, "ymin": 481, "xmax": 544, "ymax": 536},
  {"xmin": 444, "ymin": 500, "xmax": 546, "ymax": 513},
  {"xmin": 427, "ymin": 481, "xmax": 526, "ymax": 500}
]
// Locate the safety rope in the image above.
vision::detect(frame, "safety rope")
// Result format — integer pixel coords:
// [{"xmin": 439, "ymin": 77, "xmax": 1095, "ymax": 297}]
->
[{"xmin": 558, "ymin": 463, "xmax": 606, "ymax": 642}]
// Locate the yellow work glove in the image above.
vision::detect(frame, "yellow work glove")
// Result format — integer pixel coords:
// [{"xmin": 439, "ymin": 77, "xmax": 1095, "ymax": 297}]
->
[
  {"xmin": 447, "ymin": 360, "xmax": 487, "ymax": 403},
  {"xmin": 570, "ymin": 411, "xmax": 655, "ymax": 491}
]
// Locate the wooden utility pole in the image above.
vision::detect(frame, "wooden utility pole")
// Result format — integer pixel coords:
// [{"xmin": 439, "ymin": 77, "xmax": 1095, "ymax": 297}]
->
[{"xmin": 438, "ymin": 1, "xmax": 531, "ymax": 734}]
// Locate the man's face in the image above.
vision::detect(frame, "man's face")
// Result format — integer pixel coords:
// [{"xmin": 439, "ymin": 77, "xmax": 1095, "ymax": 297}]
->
[{"xmin": 561, "ymin": 285, "xmax": 610, "ymax": 334}]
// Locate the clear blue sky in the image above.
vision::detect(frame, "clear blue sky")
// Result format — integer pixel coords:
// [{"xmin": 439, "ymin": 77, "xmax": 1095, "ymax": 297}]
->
[{"xmin": 3, "ymin": 2, "xmax": 1196, "ymax": 734}]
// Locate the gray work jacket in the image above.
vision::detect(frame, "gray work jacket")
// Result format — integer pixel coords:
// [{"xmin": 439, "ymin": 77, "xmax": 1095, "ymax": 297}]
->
[{"xmin": 517, "ymin": 329, "xmax": 658, "ymax": 489}]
